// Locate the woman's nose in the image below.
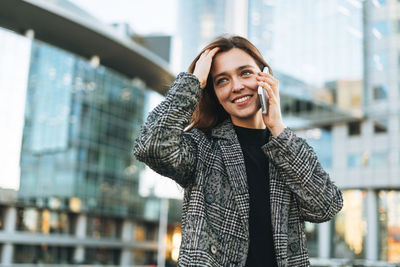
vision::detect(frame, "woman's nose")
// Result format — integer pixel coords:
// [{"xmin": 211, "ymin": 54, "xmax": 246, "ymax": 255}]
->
[{"xmin": 231, "ymin": 78, "xmax": 244, "ymax": 92}]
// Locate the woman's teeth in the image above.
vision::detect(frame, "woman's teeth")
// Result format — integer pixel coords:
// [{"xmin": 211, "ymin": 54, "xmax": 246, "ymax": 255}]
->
[{"xmin": 234, "ymin": 96, "xmax": 251, "ymax": 103}]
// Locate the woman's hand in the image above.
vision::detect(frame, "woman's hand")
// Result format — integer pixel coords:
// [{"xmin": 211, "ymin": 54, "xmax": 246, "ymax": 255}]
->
[
  {"xmin": 256, "ymin": 72, "xmax": 286, "ymax": 137},
  {"xmin": 193, "ymin": 47, "xmax": 220, "ymax": 88}
]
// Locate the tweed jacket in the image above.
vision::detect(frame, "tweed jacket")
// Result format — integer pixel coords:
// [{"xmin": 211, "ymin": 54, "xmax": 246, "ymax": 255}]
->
[{"xmin": 134, "ymin": 72, "xmax": 343, "ymax": 267}]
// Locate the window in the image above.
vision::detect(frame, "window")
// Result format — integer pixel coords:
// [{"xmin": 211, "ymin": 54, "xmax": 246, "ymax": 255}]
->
[
  {"xmin": 370, "ymin": 152, "xmax": 389, "ymax": 168},
  {"xmin": 393, "ymin": 20, "xmax": 400, "ymax": 34},
  {"xmin": 0, "ymin": 206, "xmax": 4, "ymax": 230},
  {"xmin": 332, "ymin": 190, "xmax": 367, "ymax": 259},
  {"xmin": 14, "ymin": 245, "xmax": 73, "ymax": 264},
  {"xmin": 348, "ymin": 153, "xmax": 364, "ymax": 168},
  {"xmin": 372, "ymin": 52, "xmax": 388, "ymax": 71},
  {"xmin": 135, "ymin": 222, "xmax": 158, "ymax": 242},
  {"xmin": 16, "ymin": 208, "xmax": 74, "ymax": 234},
  {"xmin": 371, "ymin": 21, "xmax": 391, "ymax": 38},
  {"xmin": 374, "ymin": 119, "xmax": 388, "ymax": 133},
  {"xmin": 85, "ymin": 247, "xmax": 121, "ymax": 265},
  {"xmin": 348, "ymin": 121, "xmax": 361, "ymax": 136},
  {"xmin": 16, "ymin": 207, "xmax": 39, "ymax": 232},
  {"xmin": 378, "ymin": 190, "xmax": 400, "ymax": 262},
  {"xmin": 86, "ymin": 216, "xmax": 119, "ymax": 239},
  {"xmin": 373, "ymin": 85, "xmax": 388, "ymax": 100},
  {"xmin": 305, "ymin": 222, "xmax": 318, "ymax": 257}
]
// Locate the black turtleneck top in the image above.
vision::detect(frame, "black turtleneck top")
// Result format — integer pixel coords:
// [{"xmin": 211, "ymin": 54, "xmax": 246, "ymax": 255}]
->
[{"xmin": 233, "ymin": 125, "xmax": 278, "ymax": 267}]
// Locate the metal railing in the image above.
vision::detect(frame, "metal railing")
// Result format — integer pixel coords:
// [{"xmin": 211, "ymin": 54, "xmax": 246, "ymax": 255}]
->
[{"xmin": 311, "ymin": 258, "xmax": 400, "ymax": 267}]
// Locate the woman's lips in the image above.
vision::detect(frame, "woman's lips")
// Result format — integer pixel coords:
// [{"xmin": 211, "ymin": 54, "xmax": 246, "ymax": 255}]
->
[{"xmin": 232, "ymin": 95, "xmax": 252, "ymax": 106}]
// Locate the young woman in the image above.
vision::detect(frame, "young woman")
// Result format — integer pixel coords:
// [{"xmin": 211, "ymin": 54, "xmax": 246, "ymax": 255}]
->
[{"xmin": 134, "ymin": 36, "xmax": 343, "ymax": 267}]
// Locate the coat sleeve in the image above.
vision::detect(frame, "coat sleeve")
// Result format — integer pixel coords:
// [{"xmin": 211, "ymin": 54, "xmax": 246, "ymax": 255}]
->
[
  {"xmin": 133, "ymin": 72, "xmax": 201, "ymax": 188},
  {"xmin": 262, "ymin": 128, "xmax": 343, "ymax": 223}
]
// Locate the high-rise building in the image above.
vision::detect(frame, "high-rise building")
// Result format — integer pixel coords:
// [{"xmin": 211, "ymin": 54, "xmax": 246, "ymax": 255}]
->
[
  {"xmin": 328, "ymin": 0, "xmax": 400, "ymax": 262},
  {"xmin": 174, "ymin": 0, "xmax": 400, "ymax": 265},
  {"xmin": 177, "ymin": 0, "xmax": 228, "ymax": 70},
  {"xmin": 0, "ymin": 0, "xmax": 181, "ymax": 265}
]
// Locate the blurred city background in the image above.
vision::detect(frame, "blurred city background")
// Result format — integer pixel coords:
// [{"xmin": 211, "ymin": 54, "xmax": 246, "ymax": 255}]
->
[{"xmin": 0, "ymin": 0, "xmax": 399, "ymax": 266}]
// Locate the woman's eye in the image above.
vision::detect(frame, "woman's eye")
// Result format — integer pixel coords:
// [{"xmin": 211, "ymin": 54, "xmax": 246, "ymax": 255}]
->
[
  {"xmin": 241, "ymin": 70, "xmax": 252, "ymax": 76},
  {"xmin": 216, "ymin": 78, "xmax": 227, "ymax": 85}
]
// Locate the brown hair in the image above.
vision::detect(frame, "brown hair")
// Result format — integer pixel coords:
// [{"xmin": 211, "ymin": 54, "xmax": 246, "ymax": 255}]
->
[{"xmin": 187, "ymin": 35, "xmax": 273, "ymax": 132}]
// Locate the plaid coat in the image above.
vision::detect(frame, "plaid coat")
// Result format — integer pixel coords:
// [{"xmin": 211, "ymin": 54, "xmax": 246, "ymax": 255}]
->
[{"xmin": 134, "ymin": 72, "xmax": 343, "ymax": 267}]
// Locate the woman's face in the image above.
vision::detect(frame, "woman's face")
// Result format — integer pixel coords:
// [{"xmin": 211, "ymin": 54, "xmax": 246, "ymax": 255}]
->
[{"xmin": 211, "ymin": 48, "xmax": 263, "ymax": 127}]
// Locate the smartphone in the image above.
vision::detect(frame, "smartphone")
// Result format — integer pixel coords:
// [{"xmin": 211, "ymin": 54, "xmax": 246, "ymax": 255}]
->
[{"xmin": 258, "ymin": 66, "xmax": 270, "ymax": 114}]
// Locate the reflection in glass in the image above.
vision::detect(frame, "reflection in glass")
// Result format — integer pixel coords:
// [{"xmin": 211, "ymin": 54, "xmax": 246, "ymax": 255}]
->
[
  {"xmin": 305, "ymin": 222, "xmax": 318, "ymax": 257},
  {"xmin": 370, "ymin": 152, "xmax": 388, "ymax": 168},
  {"xmin": 85, "ymin": 247, "xmax": 121, "ymax": 265},
  {"xmin": 371, "ymin": 21, "xmax": 391, "ymax": 38},
  {"xmin": 16, "ymin": 208, "xmax": 73, "ymax": 234},
  {"xmin": 134, "ymin": 250, "xmax": 157, "ymax": 266},
  {"xmin": 86, "ymin": 216, "xmax": 120, "ymax": 239},
  {"xmin": 372, "ymin": 52, "xmax": 388, "ymax": 71},
  {"xmin": 19, "ymin": 40, "xmax": 147, "ymax": 219},
  {"xmin": 170, "ymin": 225, "xmax": 182, "ymax": 262},
  {"xmin": 0, "ymin": 206, "xmax": 4, "ymax": 230},
  {"xmin": 348, "ymin": 153, "xmax": 364, "ymax": 168},
  {"xmin": 134, "ymin": 222, "xmax": 158, "ymax": 242},
  {"xmin": 17, "ymin": 208, "xmax": 39, "ymax": 233},
  {"xmin": 13, "ymin": 245, "xmax": 73, "ymax": 264},
  {"xmin": 379, "ymin": 190, "xmax": 400, "ymax": 262},
  {"xmin": 373, "ymin": 85, "xmax": 388, "ymax": 100},
  {"xmin": 374, "ymin": 119, "xmax": 388, "ymax": 133},
  {"xmin": 332, "ymin": 190, "xmax": 367, "ymax": 259}
]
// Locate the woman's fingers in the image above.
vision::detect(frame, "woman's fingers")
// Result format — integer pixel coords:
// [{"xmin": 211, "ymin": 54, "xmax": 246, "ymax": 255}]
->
[
  {"xmin": 257, "ymin": 72, "xmax": 279, "ymax": 96},
  {"xmin": 257, "ymin": 81, "xmax": 276, "ymax": 103},
  {"xmin": 208, "ymin": 47, "xmax": 220, "ymax": 57},
  {"xmin": 193, "ymin": 47, "xmax": 220, "ymax": 88},
  {"xmin": 200, "ymin": 47, "xmax": 219, "ymax": 58},
  {"xmin": 257, "ymin": 71, "xmax": 285, "ymax": 136}
]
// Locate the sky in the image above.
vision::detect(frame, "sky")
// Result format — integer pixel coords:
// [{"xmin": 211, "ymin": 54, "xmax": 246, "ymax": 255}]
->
[
  {"xmin": 68, "ymin": 0, "xmax": 178, "ymax": 35},
  {"xmin": 0, "ymin": 30, "xmax": 31, "ymax": 190}
]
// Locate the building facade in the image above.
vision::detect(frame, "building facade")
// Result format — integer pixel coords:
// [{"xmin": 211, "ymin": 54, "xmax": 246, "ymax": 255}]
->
[
  {"xmin": 328, "ymin": 0, "xmax": 400, "ymax": 262},
  {"xmin": 0, "ymin": 0, "xmax": 181, "ymax": 265}
]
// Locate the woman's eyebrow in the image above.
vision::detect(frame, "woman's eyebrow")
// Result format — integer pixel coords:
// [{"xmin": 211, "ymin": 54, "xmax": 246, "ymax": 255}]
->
[{"xmin": 237, "ymin": 65, "xmax": 256, "ymax": 71}]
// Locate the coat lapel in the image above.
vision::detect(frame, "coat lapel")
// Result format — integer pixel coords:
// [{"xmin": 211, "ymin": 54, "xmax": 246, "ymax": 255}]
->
[{"xmin": 211, "ymin": 120, "xmax": 250, "ymax": 235}]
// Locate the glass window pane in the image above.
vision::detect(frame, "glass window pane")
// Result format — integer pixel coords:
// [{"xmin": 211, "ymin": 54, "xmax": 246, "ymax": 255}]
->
[
  {"xmin": 305, "ymin": 222, "xmax": 318, "ymax": 257},
  {"xmin": 373, "ymin": 85, "xmax": 388, "ymax": 100},
  {"xmin": 371, "ymin": 21, "xmax": 391, "ymax": 37},
  {"xmin": 379, "ymin": 190, "xmax": 400, "ymax": 262},
  {"xmin": 332, "ymin": 190, "xmax": 367, "ymax": 259},
  {"xmin": 372, "ymin": 52, "xmax": 388, "ymax": 71},
  {"xmin": 370, "ymin": 152, "xmax": 389, "ymax": 168}
]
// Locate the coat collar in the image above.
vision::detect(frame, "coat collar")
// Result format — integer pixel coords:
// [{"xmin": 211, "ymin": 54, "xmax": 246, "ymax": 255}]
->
[
  {"xmin": 210, "ymin": 118, "xmax": 273, "ymax": 142},
  {"xmin": 210, "ymin": 118, "xmax": 237, "ymax": 140}
]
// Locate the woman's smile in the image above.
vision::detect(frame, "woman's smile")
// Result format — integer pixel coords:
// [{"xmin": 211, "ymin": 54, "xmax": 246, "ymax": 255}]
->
[{"xmin": 232, "ymin": 94, "xmax": 253, "ymax": 105}]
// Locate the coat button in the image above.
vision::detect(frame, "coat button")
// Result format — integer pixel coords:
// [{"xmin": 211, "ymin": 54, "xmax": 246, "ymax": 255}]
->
[
  {"xmin": 290, "ymin": 243, "xmax": 299, "ymax": 253},
  {"xmin": 210, "ymin": 244, "xmax": 217, "ymax": 254},
  {"xmin": 205, "ymin": 193, "xmax": 215, "ymax": 204}
]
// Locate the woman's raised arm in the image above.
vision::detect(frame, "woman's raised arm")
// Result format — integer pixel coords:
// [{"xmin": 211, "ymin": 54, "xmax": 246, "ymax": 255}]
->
[{"xmin": 133, "ymin": 72, "xmax": 201, "ymax": 188}]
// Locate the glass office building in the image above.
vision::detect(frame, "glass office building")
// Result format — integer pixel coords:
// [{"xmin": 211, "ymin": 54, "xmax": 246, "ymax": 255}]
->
[
  {"xmin": 177, "ymin": 0, "xmax": 227, "ymax": 70},
  {"xmin": 322, "ymin": 0, "xmax": 400, "ymax": 262},
  {"xmin": 19, "ymin": 40, "xmax": 145, "ymax": 217},
  {"xmin": 0, "ymin": 0, "xmax": 180, "ymax": 265}
]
